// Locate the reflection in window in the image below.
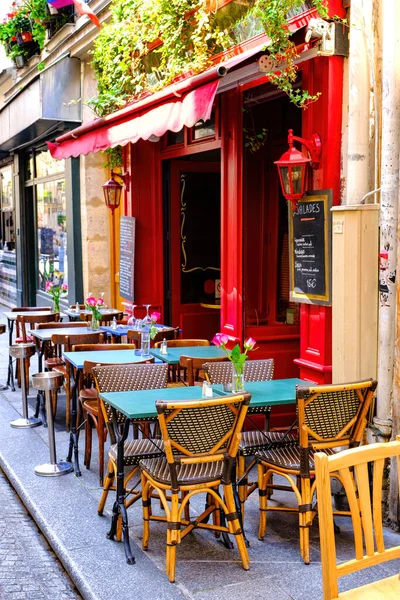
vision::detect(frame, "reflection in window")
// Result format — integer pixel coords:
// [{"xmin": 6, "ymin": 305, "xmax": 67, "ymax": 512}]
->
[
  {"xmin": 192, "ymin": 113, "xmax": 216, "ymax": 140},
  {"xmin": 37, "ymin": 179, "xmax": 68, "ymax": 292},
  {"xmin": 36, "ymin": 150, "xmax": 65, "ymax": 179}
]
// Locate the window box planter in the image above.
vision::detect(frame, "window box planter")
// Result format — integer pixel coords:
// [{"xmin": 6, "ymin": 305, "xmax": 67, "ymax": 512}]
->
[{"xmin": 16, "ymin": 31, "xmax": 33, "ymax": 46}]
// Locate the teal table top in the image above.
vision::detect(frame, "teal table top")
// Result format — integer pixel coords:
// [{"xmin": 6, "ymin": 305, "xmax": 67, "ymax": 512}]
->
[
  {"xmin": 150, "ymin": 345, "xmax": 227, "ymax": 365},
  {"xmin": 64, "ymin": 350, "xmax": 157, "ymax": 370},
  {"xmin": 100, "ymin": 378, "xmax": 304, "ymax": 420}
]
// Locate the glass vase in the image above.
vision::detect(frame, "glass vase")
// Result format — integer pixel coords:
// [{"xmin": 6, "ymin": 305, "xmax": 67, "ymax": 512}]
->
[
  {"xmin": 232, "ymin": 363, "xmax": 245, "ymax": 393},
  {"xmin": 53, "ymin": 299, "xmax": 60, "ymax": 313},
  {"xmin": 141, "ymin": 330, "xmax": 151, "ymax": 357},
  {"xmin": 90, "ymin": 313, "xmax": 100, "ymax": 331}
]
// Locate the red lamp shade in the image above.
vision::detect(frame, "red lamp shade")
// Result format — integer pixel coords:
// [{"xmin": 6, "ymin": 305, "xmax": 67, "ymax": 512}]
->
[
  {"xmin": 275, "ymin": 130, "xmax": 310, "ymax": 210},
  {"xmin": 102, "ymin": 176, "xmax": 122, "ymax": 212}
]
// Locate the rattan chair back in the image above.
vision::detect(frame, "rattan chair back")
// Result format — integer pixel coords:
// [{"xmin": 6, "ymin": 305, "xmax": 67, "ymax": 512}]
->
[
  {"xmin": 297, "ymin": 379, "xmax": 377, "ymax": 452},
  {"xmin": 156, "ymin": 392, "xmax": 251, "ymax": 471},
  {"xmin": 204, "ymin": 358, "xmax": 274, "ymax": 384},
  {"xmin": 93, "ymin": 363, "xmax": 168, "ymax": 425},
  {"xmin": 315, "ymin": 437, "xmax": 400, "ymax": 600}
]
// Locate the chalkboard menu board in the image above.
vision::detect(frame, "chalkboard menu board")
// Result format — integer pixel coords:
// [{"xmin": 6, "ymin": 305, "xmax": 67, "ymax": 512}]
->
[
  {"xmin": 289, "ymin": 190, "xmax": 332, "ymax": 305},
  {"xmin": 119, "ymin": 216, "xmax": 136, "ymax": 301}
]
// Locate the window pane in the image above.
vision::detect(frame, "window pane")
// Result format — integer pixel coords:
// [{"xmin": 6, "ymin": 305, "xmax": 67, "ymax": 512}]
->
[
  {"xmin": 36, "ymin": 150, "xmax": 65, "ymax": 178},
  {"xmin": 192, "ymin": 113, "xmax": 216, "ymax": 140},
  {"xmin": 37, "ymin": 179, "xmax": 68, "ymax": 292}
]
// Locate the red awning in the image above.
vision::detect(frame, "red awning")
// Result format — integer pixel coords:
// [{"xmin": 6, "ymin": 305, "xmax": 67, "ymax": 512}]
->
[{"xmin": 48, "ymin": 7, "xmax": 317, "ymax": 159}]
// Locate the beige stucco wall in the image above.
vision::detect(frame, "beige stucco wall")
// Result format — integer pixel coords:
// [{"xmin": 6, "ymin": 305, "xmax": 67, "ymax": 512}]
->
[{"xmin": 79, "ymin": 61, "xmax": 111, "ymax": 306}]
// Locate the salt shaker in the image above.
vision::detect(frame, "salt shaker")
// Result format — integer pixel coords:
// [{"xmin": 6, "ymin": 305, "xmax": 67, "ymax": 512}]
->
[
  {"xmin": 160, "ymin": 338, "xmax": 168, "ymax": 354},
  {"xmin": 202, "ymin": 380, "xmax": 213, "ymax": 398},
  {"xmin": 111, "ymin": 316, "xmax": 118, "ymax": 330},
  {"xmin": 75, "ymin": 302, "xmax": 80, "ymax": 314}
]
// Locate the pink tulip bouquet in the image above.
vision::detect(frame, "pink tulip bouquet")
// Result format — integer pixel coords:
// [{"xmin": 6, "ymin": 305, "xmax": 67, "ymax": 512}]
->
[
  {"xmin": 212, "ymin": 333, "xmax": 257, "ymax": 391},
  {"xmin": 85, "ymin": 295, "xmax": 104, "ymax": 327},
  {"xmin": 45, "ymin": 281, "xmax": 68, "ymax": 312}
]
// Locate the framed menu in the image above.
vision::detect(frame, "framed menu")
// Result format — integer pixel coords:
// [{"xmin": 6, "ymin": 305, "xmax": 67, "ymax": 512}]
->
[
  {"xmin": 289, "ymin": 190, "xmax": 332, "ymax": 305},
  {"xmin": 119, "ymin": 216, "xmax": 136, "ymax": 301}
]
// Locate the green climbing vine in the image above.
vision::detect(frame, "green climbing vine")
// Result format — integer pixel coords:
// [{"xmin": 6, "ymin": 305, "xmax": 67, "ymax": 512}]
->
[{"xmin": 90, "ymin": 0, "xmax": 329, "ymax": 117}]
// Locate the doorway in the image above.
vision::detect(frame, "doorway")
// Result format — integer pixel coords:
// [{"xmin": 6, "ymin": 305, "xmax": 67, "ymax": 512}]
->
[{"xmin": 168, "ymin": 156, "xmax": 221, "ymax": 339}]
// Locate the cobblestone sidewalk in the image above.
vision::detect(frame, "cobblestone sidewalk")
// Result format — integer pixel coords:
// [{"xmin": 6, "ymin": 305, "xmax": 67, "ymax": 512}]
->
[{"xmin": 0, "ymin": 469, "xmax": 81, "ymax": 600}]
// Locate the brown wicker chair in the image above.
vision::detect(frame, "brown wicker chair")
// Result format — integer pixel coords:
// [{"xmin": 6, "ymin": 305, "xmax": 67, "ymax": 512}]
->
[
  {"xmin": 127, "ymin": 327, "xmax": 179, "ymax": 347},
  {"xmin": 36, "ymin": 321, "xmax": 90, "ymax": 370},
  {"xmin": 92, "ymin": 363, "xmax": 169, "ymax": 521},
  {"xmin": 257, "ymin": 379, "xmax": 377, "ymax": 565},
  {"xmin": 315, "ymin": 437, "xmax": 400, "ymax": 600},
  {"xmin": 140, "ymin": 392, "xmax": 251, "ymax": 582},
  {"xmin": 153, "ymin": 338, "xmax": 209, "ymax": 382},
  {"xmin": 50, "ymin": 332, "xmax": 104, "ymax": 431},
  {"xmin": 203, "ymin": 359, "xmax": 296, "ymax": 514}
]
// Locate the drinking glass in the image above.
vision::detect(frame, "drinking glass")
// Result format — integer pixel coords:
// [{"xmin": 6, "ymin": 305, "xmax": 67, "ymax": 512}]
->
[
  {"xmin": 127, "ymin": 304, "xmax": 137, "ymax": 328},
  {"xmin": 143, "ymin": 304, "xmax": 152, "ymax": 326}
]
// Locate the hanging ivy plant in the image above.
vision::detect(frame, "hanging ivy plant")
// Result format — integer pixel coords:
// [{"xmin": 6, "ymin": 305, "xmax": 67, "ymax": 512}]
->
[{"xmin": 90, "ymin": 0, "xmax": 329, "ymax": 117}]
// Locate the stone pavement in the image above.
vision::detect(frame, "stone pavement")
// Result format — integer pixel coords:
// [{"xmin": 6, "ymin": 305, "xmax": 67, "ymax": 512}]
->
[
  {"xmin": 0, "ymin": 469, "xmax": 81, "ymax": 600},
  {"xmin": 0, "ymin": 306, "xmax": 399, "ymax": 600}
]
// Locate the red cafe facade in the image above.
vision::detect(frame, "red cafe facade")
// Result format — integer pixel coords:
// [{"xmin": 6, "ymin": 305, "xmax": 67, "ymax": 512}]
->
[{"xmin": 49, "ymin": 1, "xmax": 346, "ymax": 427}]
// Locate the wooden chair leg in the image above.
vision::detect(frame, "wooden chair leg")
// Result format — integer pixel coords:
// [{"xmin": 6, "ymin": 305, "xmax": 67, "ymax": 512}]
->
[
  {"xmin": 167, "ymin": 491, "xmax": 179, "ymax": 583},
  {"xmin": 258, "ymin": 463, "xmax": 268, "ymax": 540},
  {"xmin": 141, "ymin": 473, "xmax": 151, "ymax": 550},
  {"xmin": 300, "ymin": 476, "xmax": 311, "ymax": 565},
  {"xmin": 237, "ymin": 454, "xmax": 248, "ymax": 520},
  {"xmin": 98, "ymin": 405, "xmax": 106, "ymax": 487},
  {"xmin": 84, "ymin": 414, "xmax": 92, "ymax": 469}
]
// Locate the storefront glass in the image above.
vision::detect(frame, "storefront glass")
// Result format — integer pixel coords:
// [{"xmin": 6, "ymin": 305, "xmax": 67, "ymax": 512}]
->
[{"xmin": 0, "ymin": 164, "xmax": 17, "ymax": 305}]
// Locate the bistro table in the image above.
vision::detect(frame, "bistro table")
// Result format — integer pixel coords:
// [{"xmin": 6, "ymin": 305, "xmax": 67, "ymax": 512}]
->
[
  {"xmin": 150, "ymin": 345, "xmax": 226, "ymax": 364},
  {"xmin": 66, "ymin": 307, "xmax": 122, "ymax": 322},
  {"xmin": 29, "ymin": 326, "xmax": 97, "ymax": 373},
  {"xmin": 4, "ymin": 310, "xmax": 67, "ymax": 391},
  {"xmin": 99, "ymin": 377, "xmax": 303, "ymax": 564},
  {"xmin": 100, "ymin": 323, "xmax": 175, "ymax": 343},
  {"xmin": 63, "ymin": 349, "xmax": 161, "ymax": 477}
]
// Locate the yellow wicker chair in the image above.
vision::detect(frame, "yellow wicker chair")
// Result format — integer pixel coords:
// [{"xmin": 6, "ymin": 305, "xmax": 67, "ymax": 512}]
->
[
  {"xmin": 257, "ymin": 379, "xmax": 377, "ymax": 565},
  {"xmin": 140, "ymin": 392, "xmax": 251, "ymax": 582}
]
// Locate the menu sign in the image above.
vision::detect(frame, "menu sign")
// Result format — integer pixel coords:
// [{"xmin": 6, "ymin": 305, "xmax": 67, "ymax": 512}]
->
[
  {"xmin": 289, "ymin": 190, "xmax": 332, "ymax": 305},
  {"xmin": 119, "ymin": 216, "xmax": 136, "ymax": 301}
]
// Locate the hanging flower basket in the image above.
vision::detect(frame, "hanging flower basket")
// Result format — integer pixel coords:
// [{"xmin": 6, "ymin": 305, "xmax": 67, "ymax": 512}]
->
[{"xmin": 17, "ymin": 31, "xmax": 33, "ymax": 45}]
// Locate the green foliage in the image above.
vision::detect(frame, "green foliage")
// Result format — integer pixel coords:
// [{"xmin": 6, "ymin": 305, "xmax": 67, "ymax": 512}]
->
[
  {"xmin": 0, "ymin": 0, "xmax": 48, "ymax": 61},
  {"xmin": 90, "ymin": 0, "xmax": 329, "ymax": 116},
  {"xmin": 103, "ymin": 146, "xmax": 123, "ymax": 170}
]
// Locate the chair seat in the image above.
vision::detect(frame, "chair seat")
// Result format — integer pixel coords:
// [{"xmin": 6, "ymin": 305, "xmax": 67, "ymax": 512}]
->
[
  {"xmin": 15, "ymin": 335, "xmax": 33, "ymax": 343},
  {"xmin": 256, "ymin": 445, "xmax": 337, "ymax": 472},
  {"xmin": 52, "ymin": 364, "xmax": 67, "ymax": 376},
  {"xmin": 80, "ymin": 387, "xmax": 98, "ymax": 402},
  {"xmin": 140, "ymin": 456, "xmax": 223, "ymax": 485},
  {"xmin": 338, "ymin": 574, "xmax": 400, "ymax": 599},
  {"xmin": 45, "ymin": 357, "xmax": 65, "ymax": 368},
  {"xmin": 239, "ymin": 430, "xmax": 297, "ymax": 456},
  {"xmin": 109, "ymin": 438, "xmax": 164, "ymax": 467}
]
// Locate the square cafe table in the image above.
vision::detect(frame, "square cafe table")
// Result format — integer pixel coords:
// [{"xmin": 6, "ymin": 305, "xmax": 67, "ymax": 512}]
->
[
  {"xmin": 63, "ymin": 350, "xmax": 161, "ymax": 477},
  {"xmin": 99, "ymin": 377, "xmax": 303, "ymax": 564}
]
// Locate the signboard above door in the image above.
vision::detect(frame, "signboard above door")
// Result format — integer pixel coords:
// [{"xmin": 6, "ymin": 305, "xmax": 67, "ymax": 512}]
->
[{"xmin": 288, "ymin": 190, "xmax": 332, "ymax": 305}]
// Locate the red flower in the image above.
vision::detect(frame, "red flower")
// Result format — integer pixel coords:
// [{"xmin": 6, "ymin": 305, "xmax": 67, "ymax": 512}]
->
[{"xmin": 11, "ymin": 36, "xmax": 17, "ymax": 41}]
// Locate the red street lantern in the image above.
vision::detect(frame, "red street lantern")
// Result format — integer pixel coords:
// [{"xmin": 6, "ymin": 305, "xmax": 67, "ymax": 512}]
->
[
  {"xmin": 102, "ymin": 170, "xmax": 130, "ymax": 212},
  {"xmin": 275, "ymin": 129, "xmax": 322, "ymax": 210}
]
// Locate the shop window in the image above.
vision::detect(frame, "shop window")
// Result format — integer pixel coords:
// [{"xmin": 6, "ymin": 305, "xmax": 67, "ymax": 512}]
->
[
  {"xmin": 0, "ymin": 165, "xmax": 17, "ymax": 305},
  {"xmin": 36, "ymin": 150, "xmax": 65, "ymax": 179},
  {"xmin": 167, "ymin": 129, "xmax": 184, "ymax": 146},
  {"xmin": 191, "ymin": 113, "xmax": 216, "ymax": 141},
  {"xmin": 36, "ymin": 178, "xmax": 67, "ymax": 293}
]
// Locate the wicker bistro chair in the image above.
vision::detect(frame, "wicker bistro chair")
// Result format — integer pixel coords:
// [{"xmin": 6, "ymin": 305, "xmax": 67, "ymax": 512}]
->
[
  {"xmin": 140, "ymin": 392, "xmax": 251, "ymax": 583},
  {"xmin": 204, "ymin": 359, "xmax": 297, "ymax": 514},
  {"xmin": 92, "ymin": 363, "xmax": 169, "ymax": 521},
  {"xmin": 257, "ymin": 379, "xmax": 377, "ymax": 565},
  {"xmin": 36, "ymin": 321, "xmax": 90, "ymax": 370},
  {"xmin": 315, "ymin": 437, "xmax": 400, "ymax": 600},
  {"xmin": 179, "ymin": 355, "xmax": 229, "ymax": 386}
]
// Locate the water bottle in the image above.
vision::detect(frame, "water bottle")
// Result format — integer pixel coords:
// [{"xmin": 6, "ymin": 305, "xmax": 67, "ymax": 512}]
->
[
  {"xmin": 160, "ymin": 338, "xmax": 168, "ymax": 354},
  {"xmin": 75, "ymin": 302, "xmax": 80, "ymax": 314},
  {"xmin": 111, "ymin": 316, "xmax": 118, "ymax": 330}
]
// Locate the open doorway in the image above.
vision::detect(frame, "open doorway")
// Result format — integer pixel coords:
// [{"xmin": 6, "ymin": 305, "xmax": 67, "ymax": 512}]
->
[{"xmin": 166, "ymin": 150, "xmax": 221, "ymax": 339}]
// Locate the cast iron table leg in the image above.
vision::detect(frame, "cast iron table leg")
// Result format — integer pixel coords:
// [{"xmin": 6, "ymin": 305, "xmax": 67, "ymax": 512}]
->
[
  {"xmin": 106, "ymin": 412, "xmax": 135, "ymax": 564},
  {"xmin": 7, "ymin": 318, "xmax": 15, "ymax": 391},
  {"xmin": 66, "ymin": 365, "xmax": 81, "ymax": 476}
]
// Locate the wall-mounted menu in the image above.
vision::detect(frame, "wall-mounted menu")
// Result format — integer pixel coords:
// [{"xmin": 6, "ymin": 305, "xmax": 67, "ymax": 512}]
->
[
  {"xmin": 289, "ymin": 190, "xmax": 332, "ymax": 305},
  {"xmin": 119, "ymin": 216, "xmax": 136, "ymax": 301}
]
